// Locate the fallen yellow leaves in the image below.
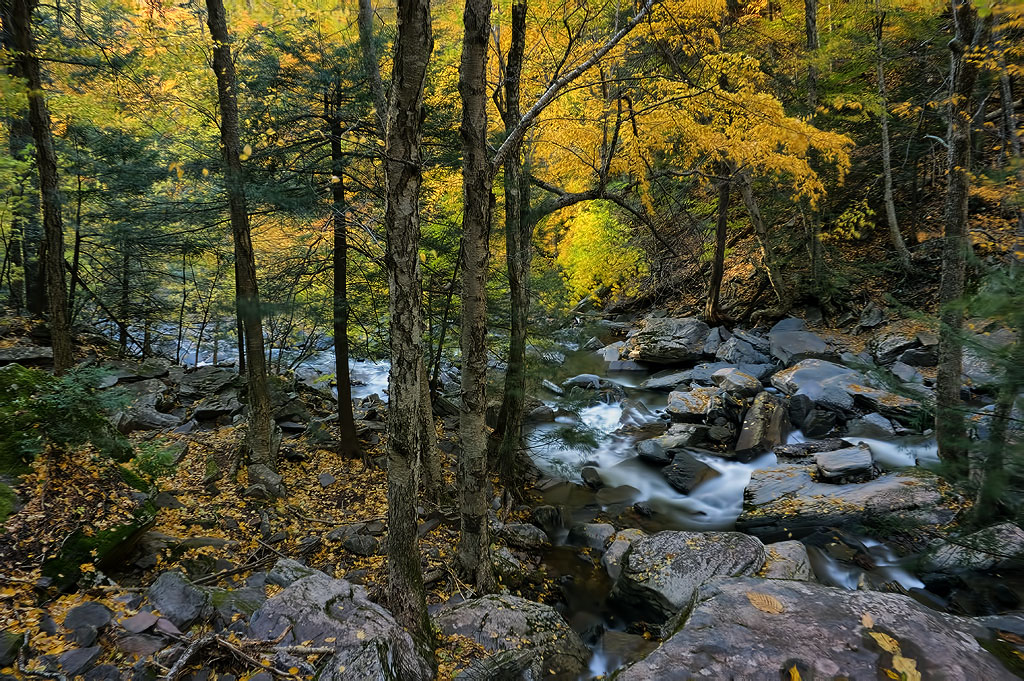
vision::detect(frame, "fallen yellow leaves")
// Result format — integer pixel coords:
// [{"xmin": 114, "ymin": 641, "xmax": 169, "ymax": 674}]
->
[{"xmin": 746, "ymin": 591, "xmax": 785, "ymax": 614}]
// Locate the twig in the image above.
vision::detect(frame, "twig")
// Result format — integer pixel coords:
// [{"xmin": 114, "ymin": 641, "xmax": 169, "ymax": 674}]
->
[
  {"xmin": 256, "ymin": 538, "xmax": 288, "ymax": 558},
  {"xmin": 192, "ymin": 556, "xmax": 276, "ymax": 586},
  {"xmin": 276, "ymin": 645, "xmax": 334, "ymax": 655},
  {"xmin": 165, "ymin": 633, "xmax": 215, "ymax": 681},
  {"xmin": 212, "ymin": 634, "xmax": 296, "ymax": 678}
]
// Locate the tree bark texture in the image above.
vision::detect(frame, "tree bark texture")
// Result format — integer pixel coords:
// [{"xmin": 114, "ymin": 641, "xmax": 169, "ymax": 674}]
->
[
  {"xmin": 457, "ymin": 0, "xmax": 497, "ymax": 593},
  {"xmin": 9, "ymin": 0, "xmax": 73, "ymax": 373},
  {"xmin": 735, "ymin": 169, "xmax": 784, "ymax": 303},
  {"xmin": 704, "ymin": 174, "xmax": 730, "ymax": 321},
  {"xmin": 804, "ymin": 0, "xmax": 820, "ymax": 112},
  {"xmin": 205, "ymin": 0, "xmax": 280, "ymax": 494}
]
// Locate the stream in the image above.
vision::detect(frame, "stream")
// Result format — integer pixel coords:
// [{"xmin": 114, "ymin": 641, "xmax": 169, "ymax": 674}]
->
[{"xmin": 520, "ymin": 339, "xmax": 948, "ymax": 679}]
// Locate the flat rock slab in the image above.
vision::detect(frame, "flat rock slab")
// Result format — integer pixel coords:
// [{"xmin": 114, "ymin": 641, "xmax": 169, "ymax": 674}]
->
[
  {"xmin": 615, "ymin": 577, "xmax": 1018, "ymax": 681},
  {"xmin": 815, "ymin": 444, "xmax": 875, "ymax": 482},
  {"xmin": 624, "ymin": 317, "xmax": 710, "ymax": 364},
  {"xmin": 738, "ymin": 465, "xmax": 955, "ymax": 541},
  {"xmin": 609, "ymin": 531, "xmax": 766, "ymax": 626}
]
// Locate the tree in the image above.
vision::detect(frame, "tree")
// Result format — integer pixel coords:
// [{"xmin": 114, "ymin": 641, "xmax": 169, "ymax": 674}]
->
[
  {"xmin": 935, "ymin": 0, "xmax": 988, "ymax": 477},
  {"xmin": 457, "ymin": 0, "xmax": 498, "ymax": 593},
  {"xmin": 205, "ymin": 0, "xmax": 281, "ymax": 496},
  {"xmin": 8, "ymin": 0, "xmax": 73, "ymax": 374},
  {"xmin": 705, "ymin": 168, "xmax": 731, "ymax": 321},
  {"xmin": 382, "ymin": 0, "xmax": 436, "ymax": 665}
]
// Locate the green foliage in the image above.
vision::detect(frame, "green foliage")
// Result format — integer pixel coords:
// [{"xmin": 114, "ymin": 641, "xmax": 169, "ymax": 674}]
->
[
  {"xmin": 130, "ymin": 439, "xmax": 180, "ymax": 481},
  {"xmin": 0, "ymin": 482, "xmax": 16, "ymax": 525},
  {"xmin": 0, "ymin": 364, "xmax": 132, "ymax": 473}
]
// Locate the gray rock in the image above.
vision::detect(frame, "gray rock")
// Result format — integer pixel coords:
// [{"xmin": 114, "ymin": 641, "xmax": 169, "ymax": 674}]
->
[
  {"xmin": 582, "ymin": 336, "xmax": 604, "ymax": 351},
  {"xmin": 64, "ymin": 602, "xmax": 112, "ymax": 632},
  {"xmin": 146, "ymin": 571, "xmax": 210, "ymax": 630},
  {"xmin": 249, "ymin": 571, "xmax": 432, "ymax": 680},
  {"xmin": 567, "ymin": 523, "xmax": 616, "ymax": 549},
  {"xmin": 771, "ymin": 359, "xmax": 861, "ymax": 412},
  {"xmin": 191, "ymin": 393, "xmax": 242, "ymax": 421},
  {"xmin": 715, "ymin": 336, "xmax": 771, "ymax": 365},
  {"xmin": 898, "ymin": 345, "xmax": 938, "ymax": 367},
  {"xmin": 0, "ymin": 631, "xmax": 22, "ymax": 667},
  {"xmin": 603, "ymin": 529, "xmax": 647, "ymax": 580},
  {"xmin": 0, "ymin": 344, "xmax": 53, "ymax": 366},
  {"xmin": 178, "ymin": 366, "xmax": 239, "ymax": 398},
  {"xmin": 738, "ymin": 465, "xmax": 955, "ymax": 541},
  {"xmin": 209, "ymin": 586, "xmax": 266, "ymax": 626},
  {"xmin": 815, "ymin": 444, "xmax": 876, "ymax": 482},
  {"xmin": 609, "ymin": 531, "xmax": 766, "ymax": 626},
  {"xmin": 84, "ymin": 664, "xmax": 120, "ymax": 681},
  {"xmin": 642, "ymin": 362, "xmax": 773, "ymax": 390},
  {"xmin": 891, "ymin": 360, "xmax": 923, "ymax": 383},
  {"xmin": 530, "ymin": 505, "xmax": 565, "ymax": 536},
  {"xmin": 660, "ymin": 451, "xmax": 720, "ymax": 494},
  {"xmin": 562, "ymin": 374, "xmax": 627, "ymax": 405},
  {"xmin": 871, "ymin": 333, "xmax": 920, "ymax": 365},
  {"xmin": 116, "ymin": 633, "xmax": 166, "ymax": 657},
  {"xmin": 762, "ymin": 540, "xmax": 815, "ymax": 581},
  {"xmin": 653, "ymin": 423, "xmax": 706, "ymax": 449},
  {"xmin": 773, "ymin": 438, "xmax": 851, "ymax": 459},
  {"xmin": 562, "ymin": 373, "xmax": 603, "ymax": 390},
  {"xmin": 636, "ymin": 439, "xmax": 673, "ymax": 466},
  {"xmin": 266, "ymin": 559, "xmax": 319, "ymax": 588},
  {"xmin": 318, "ymin": 472, "xmax": 336, "ymax": 488},
  {"xmin": 342, "ymin": 534, "xmax": 379, "ymax": 557},
  {"xmin": 598, "ymin": 342, "xmax": 625, "ymax": 362},
  {"xmin": 923, "ymin": 522, "xmax": 1024, "ymax": 573},
  {"xmin": 434, "ymin": 595, "xmax": 590, "ymax": 679},
  {"xmin": 493, "ymin": 546, "xmax": 528, "ymax": 588},
  {"xmin": 846, "ymin": 412, "xmax": 896, "ymax": 437},
  {"xmin": 114, "ymin": 378, "xmax": 182, "ymax": 433},
  {"xmin": 710, "ymin": 368, "xmax": 761, "ymax": 397},
  {"xmin": 801, "ymin": 408, "xmax": 837, "ymax": 438},
  {"xmin": 501, "ymin": 523, "xmax": 550, "ymax": 550},
  {"xmin": 735, "ymin": 392, "xmax": 788, "ymax": 455},
  {"xmin": 615, "ymin": 577, "xmax": 1018, "ymax": 681},
  {"xmin": 666, "ymin": 386, "xmax": 724, "ymax": 422},
  {"xmin": 541, "ymin": 379, "xmax": 564, "ymax": 396},
  {"xmin": 59, "ymin": 646, "xmax": 101, "ymax": 676},
  {"xmin": 770, "ymin": 317, "xmax": 807, "ymax": 333},
  {"xmin": 581, "ymin": 466, "xmax": 603, "ymax": 489},
  {"xmin": 623, "ymin": 317, "xmax": 710, "ymax": 364},
  {"xmin": 769, "ymin": 329, "xmax": 833, "ymax": 364},
  {"xmin": 732, "ymin": 329, "xmax": 770, "ymax": 352},
  {"xmin": 119, "ymin": 612, "xmax": 158, "ymax": 634},
  {"xmin": 702, "ymin": 326, "xmax": 729, "ymax": 355}
]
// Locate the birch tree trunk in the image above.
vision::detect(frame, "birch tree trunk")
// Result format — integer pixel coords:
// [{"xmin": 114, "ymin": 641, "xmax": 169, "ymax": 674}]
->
[
  {"xmin": 457, "ymin": 0, "xmax": 497, "ymax": 593},
  {"xmin": 382, "ymin": 0, "xmax": 436, "ymax": 663}
]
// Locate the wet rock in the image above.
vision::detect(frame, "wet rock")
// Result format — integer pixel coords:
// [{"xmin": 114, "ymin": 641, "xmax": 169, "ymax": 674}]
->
[
  {"xmin": 567, "ymin": 523, "xmax": 616, "ymax": 549},
  {"xmin": 562, "ymin": 374, "xmax": 627, "ymax": 404},
  {"xmin": 666, "ymin": 386, "xmax": 724, "ymax": 422},
  {"xmin": 711, "ymin": 367, "xmax": 761, "ymax": 397},
  {"xmin": 249, "ymin": 571, "xmax": 432, "ymax": 680},
  {"xmin": 660, "ymin": 451, "xmax": 720, "ymax": 494},
  {"xmin": 773, "ymin": 438, "xmax": 851, "ymax": 459},
  {"xmin": 619, "ymin": 398, "xmax": 660, "ymax": 430},
  {"xmin": 923, "ymin": 523, "xmax": 1024, "ymax": 574},
  {"xmin": 530, "ymin": 505, "xmax": 565, "ymax": 536},
  {"xmin": 610, "ymin": 531, "xmax": 766, "ymax": 626},
  {"xmin": 342, "ymin": 534, "xmax": 379, "ymax": 557},
  {"xmin": 815, "ymin": 444, "xmax": 876, "ymax": 483},
  {"xmin": 146, "ymin": 571, "xmax": 210, "ymax": 630},
  {"xmin": 501, "ymin": 523, "xmax": 550, "ymax": 550},
  {"xmin": 735, "ymin": 392, "xmax": 788, "ymax": 455},
  {"xmin": 598, "ymin": 341, "xmax": 625, "ymax": 362},
  {"xmin": 434, "ymin": 594, "xmax": 590, "ymax": 679},
  {"xmin": 541, "ymin": 379, "xmax": 564, "ymax": 396},
  {"xmin": 603, "ymin": 529, "xmax": 647, "ymax": 580},
  {"xmin": 642, "ymin": 362, "xmax": 772, "ymax": 390},
  {"xmin": 715, "ymin": 336, "xmax": 771, "ymax": 365},
  {"xmin": 493, "ymin": 546, "xmax": 529, "ymax": 588},
  {"xmin": 771, "ymin": 359, "xmax": 861, "ymax": 412},
  {"xmin": 846, "ymin": 412, "xmax": 897, "ymax": 437},
  {"xmin": 801, "ymin": 408, "xmax": 837, "ymax": 437},
  {"xmin": 762, "ymin": 540, "xmax": 815, "ymax": 581},
  {"xmin": 738, "ymin": 465, "xmax": 955, "ymax": 541},
  {"xmin": 59, "ymin": 646, "xmax": 101, "ymax": 676},
  {"xmin": 581, "ymin": 466, "xmax": 603, "ymax": 489},
  {"xmin": 623, "ymin": 317, "xmax": 710, "ymax": 364},
  {"xmin": 595, "ymin": 484, "xmax": 641, "ymax": 506},
  {"xmin": 636, "ymin": 439, "xmax": 673, "ymax": 466},
  {"xmin": 898, "ymin": 345, "xmax": 938, "ymax": 367},
  {"xmin": 653, "ymin": 423, "xmax": 706, "ymax": 449},
  {"xmin": 614, "ymin": 577, "xmax": 1018, "ymax": 681}
]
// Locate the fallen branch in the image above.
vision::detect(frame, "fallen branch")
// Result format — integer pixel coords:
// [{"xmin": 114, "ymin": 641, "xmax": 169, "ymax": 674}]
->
[{"xmin": 165, "ymin": 633, "xmax": 215, "ymax": 681}]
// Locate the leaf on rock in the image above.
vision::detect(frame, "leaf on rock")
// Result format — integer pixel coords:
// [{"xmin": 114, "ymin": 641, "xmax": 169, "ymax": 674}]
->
[
  {"xmin": 869, "ymin": 631, "xmax": 901, "ymax": 654},
  {"xmin": 745, "ymin": 591, "xmax": 784, "ymax": 614}
]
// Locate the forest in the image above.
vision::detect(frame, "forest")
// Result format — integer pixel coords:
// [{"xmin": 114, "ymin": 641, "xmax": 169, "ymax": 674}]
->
[{"xmin": 0, "ymin": 0, "xmax": 1023, "ymax": 677}]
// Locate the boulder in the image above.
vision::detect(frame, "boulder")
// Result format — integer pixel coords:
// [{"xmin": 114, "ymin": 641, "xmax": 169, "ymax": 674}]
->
[
  {"xmin": 113, "ymin": 378, "xmax": 182, "ymax": 433},
  {"xmin": 609, "ymin": 531, "xmax": 766, "ymax": 626},
  {"xmin": 603, "ymin": 529, "xmax": 647, "ymax": 580},
  {"xmin": 64, "ymin": 602, "xmax": 112, "ymax": 646},
  {"xmin": 191, "ymin": 393, "xmax": 243, "ymax": 421},
  {"xmin": 58, "ymin": 646, "xmax": 102, "ymax": 676},
  {"xmin": 815, "ymin": 444, "xmax": 876, "ymax": 482},
  {"xmin": 738, "ymin": 465, "xmax": 955, "ymax": 541},
  {"xmin": 623, "ymin": 317, "xmax": 710, "ymax": 364},
  {"xmin": 561, "ymin": 374, "xmax": 627, "ymax": 405},
  {"xmin": 248, "ymin": 571, "xmax": 432, "ymax": 681},
  {"xmin": 636, "ymin": 439, "xmax": 673, "ymax": 466},
  {"xmin": 666, "ymin": 387, "xmax": 724, "ymax": 423},
  {"xmin": 715, "ymin": 337, "xmax": 771, "ymax": 365},
  {"xmin": 898, "ymin": 345, "xmax": 938, "ymax": 367},
  {"xmin": 266, "ymin": 559, "xmax": 318, "ymax": 588},
  {"xmin": 567, "ymin": 523, "xmax": 616, "ymax": 549},
  {"xmin": 434, "ymin": 594, "xmax": 590, "ymax": 679},
  {"xmin": 541, "ymin": 379, "xmax": 564, "ymax": 396},
  {"xmin": 710, "ymin": 368, "xmax": 761, "ymax": 397},
  {"xmin": 0, "ymin": 344, "xmax": 53, "ymax": 367},
  {"xmin": 642, "ymin": 362, "xmax": 772, "ymax": 390},
  {"xmin": 653, "ymin": 423, "xmax": 706, "ymax": 449},
  {"xmin": 660, "ymin": 451, "xmax": 720, "ymax": 494},
  {"xmin": 734, "ymin": 392, "xmax": 788, "ymax": 455},
  {"xmin": 891, "ymin": 361, "xmax": 923, "ymax": 383},
  {"xmin": 870, "ymin": 333, "xmax": 919, "ymax": 366},
  {"xmin": 614, "ymin": 577, "xmax": 1018, "ymax": 681},
  {"xmin": 702, "ymin": 326, "xmax": 729, "ymax": 355},
  {"xmin": 773, "ymin": 438, "xmax": 851, "ymax": 459},
  {"xmin": 771, "ymin": 359, "xmax": 861, "ymax": 412},
  {"xmin": 500, "ymin": 523, "xmax": 550, "ymax": 550},
  {"xmin": 922, "ymin": 522, "xmax": 1024, "ymax": 574},
  {"xmin": 146, "ymin": 571, "xmax": 210, "ymax": 630},
  {"xmin": 762, "ymin": 540, "xmax": 815, "ymax": 581},
  {"xmin": 769, "ymin": 329, "xmax": 833, "ymax": 364},
  {"xmin": 177, "ymin": 366, "xmax": 238, "ymax": 400}
]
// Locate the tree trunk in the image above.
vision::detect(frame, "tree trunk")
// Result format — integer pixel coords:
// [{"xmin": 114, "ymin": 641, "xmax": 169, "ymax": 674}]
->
[
  {"xmin": 457, "ymin": 0, "xmax": 497, "ymax": 594},
  {"xmin": 804, "ymin": 0, "xmax": 820, "ymax": 112},
  {"xmin": 9, "ymin": 0, "xmax": 73, "ymax": 374},
  {"xmin": 492, "ymin": 1, "xmax": 532, "ymax": 492},
  {"xmin": 382, "ymin": 0, "xmax": 436, "ymax": 667},
  {"xmin": 704, "ymin": 173, "xmax": 730, "ymax": 321},
  {"xmin": 328, "ymin": 90, "xmax": 362, "ymax": 461},
  {"xmin": 205, "ymin": 0, "xmax": 280, "ymax": 495},
  {"xmin": 735, "ymin": 169, "xmax": 784, "ymax": 302},
  {"xmin": 874, "ymin": 7, "xmax": 912, "ymax": 271},
  {"xmin": 936, "ymin": 0, "xmax": 984, "ymax": 477}
]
